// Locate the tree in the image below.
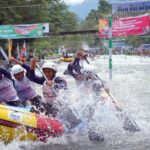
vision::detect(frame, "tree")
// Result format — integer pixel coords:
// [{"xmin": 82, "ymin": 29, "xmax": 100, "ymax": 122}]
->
[
  {"xmin": 98, "ymin": 0, "xmax": 112, "ymax": 18},
  {"xmin": 0, "ymin": 0, "xmax": 79, "ymax": 53}
]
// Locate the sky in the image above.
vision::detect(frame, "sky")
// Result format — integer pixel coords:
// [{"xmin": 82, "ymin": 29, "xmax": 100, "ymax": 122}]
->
[{"xmin": 63, "ymin": 0, "xmax": 99, "ymax": 19}]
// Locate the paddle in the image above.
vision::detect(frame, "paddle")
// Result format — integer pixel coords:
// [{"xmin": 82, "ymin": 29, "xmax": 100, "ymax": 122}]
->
[
  {"xmin": 107, "ymin": 92, "xmax": 140, "ymax": 132},
  {"xmin": 0, "ymin": 47, "xmax": 11, "ymax": 69},
  {"xmin": 91, "ymin": 74, "xmax": 140, "ymax": 132}
]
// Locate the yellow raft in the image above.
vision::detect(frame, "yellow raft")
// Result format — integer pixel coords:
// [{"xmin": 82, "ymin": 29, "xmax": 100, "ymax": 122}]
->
[
  {"xmin": 0, "ymin": 105, "xmax": 64, "ymax": 144},
  {"xmin": 59, "ymin": 57, "xmax": 73, "ymax": 62}
]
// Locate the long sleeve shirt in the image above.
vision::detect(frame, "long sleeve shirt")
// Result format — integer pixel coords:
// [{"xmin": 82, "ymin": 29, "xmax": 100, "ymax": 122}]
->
[
  {"xmin": 67, "ymin": 58, "xmax": 82, "ymax": 77},
  {"xmin": 0, "ymin": 67, "xmax": 12, "ymax": 80},
  {"xmin": 29, "ymin": 69, "xmax": 67, "ymax": 90}
]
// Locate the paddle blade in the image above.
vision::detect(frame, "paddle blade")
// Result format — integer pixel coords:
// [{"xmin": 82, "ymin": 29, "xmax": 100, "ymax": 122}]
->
[
  {"xmin": 120, "ymin": 112, "xmax": 140, "ymax": 132},
  {"xmin": 88, "ymin": 130, "xmax": 104, "ymax": 142}
]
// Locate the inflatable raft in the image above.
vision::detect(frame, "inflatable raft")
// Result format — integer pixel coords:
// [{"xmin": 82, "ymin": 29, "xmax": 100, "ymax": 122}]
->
[
  {"xmin": 0, "ymin": 105, "xmax": 64, "ymax": 144},
  {"xmin": 59, "ymin": 57, "xmax": 73, "ymax": 62}
]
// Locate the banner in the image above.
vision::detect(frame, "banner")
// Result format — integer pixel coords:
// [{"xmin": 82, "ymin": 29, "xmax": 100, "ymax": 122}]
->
[
  {"xmin": 0, "ymin": 23, "xmax": 49, "ymax": 39},
  {"xmin": 98, "ymin": 14, "xmax": 150, "ymax": 38},
  {"xmin": 112, "ymin": 1, "xmax": 150, "ymax": 13},
  {"xmin": 109, "ymin": 0, "xmax": 146, "ymax": 3}
]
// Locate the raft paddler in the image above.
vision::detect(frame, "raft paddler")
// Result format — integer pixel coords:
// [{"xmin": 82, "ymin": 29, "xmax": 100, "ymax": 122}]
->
[
  {"xmin": 66, "ymin": 49, "xmax": 109, "ymax": 93},
  {"xmin": 30, "ymin": 58, "xmax": 81, "ymax": 129},
  {"xmin": 81, "ymin": 65, "xmax": 109, "ymax": 95},
  {"xmin": 30, "ymin": 57, "xmax": 67, "ymax": 117},
  {"xmin": 0, "ymin": 67, "xmax": 19, "ymax": 106},
  {"xmin": 0, "ymin": 63, "xmax": 41, "ymax": 109},
  {"xmin": 9, "ymin": 57, "xmax": 45, "ymax": 112},
  {"xmin": 11, "ymin": 64, "xmax": 38, "ymax": 107},
  {"xmin": 67, "ymin": 49, "xmax": 88, "ymax": 87}
]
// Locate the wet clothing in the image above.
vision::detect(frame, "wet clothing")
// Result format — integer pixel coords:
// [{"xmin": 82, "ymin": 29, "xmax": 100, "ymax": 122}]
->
[
  {"xmin": 14, "ymin": 76, "xmax": 37, "ymax": 102},
  {"xmin": 0, "ymin": 77, "xmax": 19, "ymax": 102},
  {"xmin": 66, "ymin": 58, "xmax": 107, "ymax": 95},
  {"xmin": 67, "ymin": 58, "xmax": 82, "ymax": 77},
  {"xmin": 0, "ymin": 67, "xmax": 19, "ymax": 103},
  {"xmin": 0, "ymin": 66, "xmax": 40, "ymax": 108},
  {"xmin": 30, "ymin": 69, "xmax": 67, "ymax": 116},
  {"xmin": 43, "ymin": 80, "xmax": 56, "ymax": 104}
]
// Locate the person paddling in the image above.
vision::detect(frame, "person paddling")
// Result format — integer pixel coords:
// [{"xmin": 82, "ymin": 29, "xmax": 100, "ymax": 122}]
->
[
  {"xmin": 8, "ymin": 57, "xmax": 44, "ymax": 112},
  {"xmin": 81, "ymin": 65, "xmax": 109, "ymax": 96},
  {"xmin": 11, "ymin": 64, "xmax": 38, "ymax": 107},
  {"xmin": 67, "ymin": 49, "xmax": 88, "ymax": 87},
  {"xmin": 30, "ymin": 57, "xmax": 81, "ymax": 130},
  {"xmin": 0, "ymin": 67, "xmax": 19, "ymax": 106},
  {"xmin": 65, "ymin": 50, "xmax": 109, "ymax": 141},
  {"xmin": 30, "ymin": 57, "xmax": 67, "ymax": 117},
  {"xmin": 66, "ymin": 49, "xmax": 109, "ymax": 92}
]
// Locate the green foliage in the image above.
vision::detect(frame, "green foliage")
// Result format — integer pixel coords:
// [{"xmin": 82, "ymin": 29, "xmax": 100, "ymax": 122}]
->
[
  {"xmin": 78, "ymin": 0, "xmax": 112, "ymax": 48},
  {"xmin": 98, "ymin": 0, "xmax": 112, "ymax": 18},
  {"xmin": 0, "ymin": 0, "xmax": 79, "ymax": 52}
]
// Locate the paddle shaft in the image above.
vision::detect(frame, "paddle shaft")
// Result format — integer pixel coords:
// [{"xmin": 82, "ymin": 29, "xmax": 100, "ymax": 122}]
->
[
  {"xmin": 35, "ymin": 62, "xmax": 49, "ymax": 82},
  {"xmin": 35, "ymin": 62, "xmax": 57, "ymax": 99}
]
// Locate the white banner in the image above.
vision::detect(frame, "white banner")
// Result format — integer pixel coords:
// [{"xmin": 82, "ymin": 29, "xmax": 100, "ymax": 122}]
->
[
  {"xmin": 112, "ymin": 1, "xmax": 150, "ymax": 13},
  {"xmin": 109, "ymin": 0, "xmax": 148, "ymax": 3}
]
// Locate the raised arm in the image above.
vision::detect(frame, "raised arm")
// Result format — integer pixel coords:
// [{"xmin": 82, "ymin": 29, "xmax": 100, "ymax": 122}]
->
[
  {"xmin": 67, "ymin": 58, "xmax": 81, "ymax": 77},
  {"xmin": 29, "ymin": 57, "xmax": 45, "ymax": 84},
  {"xmin": 0, "ymin": 67, "xmax": 12, "ymax": 80},
  {"xmin": 9, "ymin": 56, "xmax": 34, "ymax": 80}
]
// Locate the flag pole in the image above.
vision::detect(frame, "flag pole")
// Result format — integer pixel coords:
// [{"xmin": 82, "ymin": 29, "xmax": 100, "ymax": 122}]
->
[
  {"xmin": 17, "ymin": 43, "xmax": 20, "ymax": 59},
  {"xmin": 108, "ymin": 15, "xmax": 112, "ymax": 80},
  {"xmin": 8, "ymin": 39, "xmax": 12, "ymax": 58}
]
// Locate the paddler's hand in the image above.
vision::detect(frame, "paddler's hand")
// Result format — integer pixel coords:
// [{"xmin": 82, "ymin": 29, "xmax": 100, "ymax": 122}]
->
[
  {"xmin": 46, "ymin": 80, "xmax": 54, "ymax": 87},
  {"xmin": 82, "ymin": 53, "xmax": 88, "ymax": 59},
  {"xmin": 9, "ymin": 56, "xmax": 16, "ymax": 63},
  {"xmin": 74, "ymin": 74, "xmax": 85, "ymax": 80},
  {"xmin": 9, "ymin": 56, "xmax": 21, "ymax": 64},
  {"xmin": 76, "ymin": 50, "xmax": 88, "ymax": 60},
  {"xmin": 105, "ymin": 88, "xmax": 109, "ymax": 94},
  {"xmin": 30, "ymin": 57, "xmax": 38, "ymax": 70},
  {"xmin": 9, "ymin": 56, "xmax": 23, "ymax": 65}
]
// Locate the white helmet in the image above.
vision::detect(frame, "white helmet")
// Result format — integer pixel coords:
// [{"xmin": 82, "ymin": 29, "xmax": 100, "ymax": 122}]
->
[
  {"xmin": 81, "ymin": 65, "xmax": 97, "ymax": 79},
  {"xmin": 11, "ymin": 64, "xmax": 24, "ymax": 75},
  {"xmin": 42, "ymin": 62, "xmax": 57, "ymax": 72}
]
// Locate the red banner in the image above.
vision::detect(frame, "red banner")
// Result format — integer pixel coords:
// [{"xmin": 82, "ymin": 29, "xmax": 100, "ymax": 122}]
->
[{"xmin": 98, "ymin": 14, "xmax": 150, "ymax": 38}]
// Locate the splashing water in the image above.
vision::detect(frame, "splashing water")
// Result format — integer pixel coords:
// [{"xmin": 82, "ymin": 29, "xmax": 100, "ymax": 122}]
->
[{"xmin": 1, "ymin": 55, "xmax": 150, "ymax": 150}]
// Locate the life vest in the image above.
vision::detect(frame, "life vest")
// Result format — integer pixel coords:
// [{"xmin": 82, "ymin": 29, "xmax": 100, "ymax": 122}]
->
[
  {"xmin": 0, "ymin": 77, "xmax": 18, "ymax": 102},
  {"xmin": 43, "ymin": 76, "xmax": 67, "ymax": 104},
  {"xmin": 43, "ymin": 78, "xmax": 57, "ymax": 104},
  {"xmin": 14, "ymin": 76, "xmax": 37, "ymax": 101}
]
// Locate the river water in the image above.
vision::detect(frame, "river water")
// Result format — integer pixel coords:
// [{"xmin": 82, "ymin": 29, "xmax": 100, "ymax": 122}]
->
[{"xmin": 1, "ymin": 55, "xmax": 150, "ymax": 150}]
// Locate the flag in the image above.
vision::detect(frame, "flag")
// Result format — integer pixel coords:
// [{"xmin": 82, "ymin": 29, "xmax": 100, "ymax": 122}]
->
[
  {"xmin": 20, "ymin": 40, "xmax": 27, "ymax": 57},
  {"xmin": 8, "ymin": 39, "xmax": 12, "ymax": 58}
]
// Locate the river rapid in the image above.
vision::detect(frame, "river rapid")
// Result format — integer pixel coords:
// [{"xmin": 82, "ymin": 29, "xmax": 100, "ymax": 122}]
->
[{"xmin": 1, "ymin": 55, "xmax": 150, "ymax": 150}]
